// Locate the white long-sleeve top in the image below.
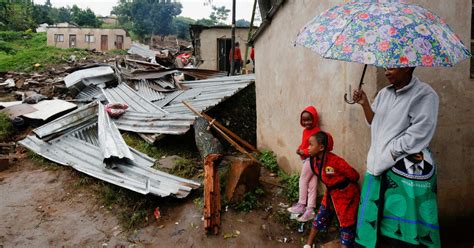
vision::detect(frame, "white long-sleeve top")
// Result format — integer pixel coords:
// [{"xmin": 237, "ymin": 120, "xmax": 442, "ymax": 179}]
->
[{"xmin": 367, "ymin": 76, "xmax": 439, "ymax": 176}]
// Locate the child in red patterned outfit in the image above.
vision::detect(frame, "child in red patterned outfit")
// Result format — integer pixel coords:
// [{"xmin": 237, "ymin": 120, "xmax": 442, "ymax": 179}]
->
[{"xmin": 305, "ymin": 131, "xmax": 360, "ymax": 248}]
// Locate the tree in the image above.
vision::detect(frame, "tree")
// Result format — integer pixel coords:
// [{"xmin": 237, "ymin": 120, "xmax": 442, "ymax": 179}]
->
[
  {"xmin": 195, "ymin": 18, "xmax": 216, "ymax": 27},
  {"xmin": 173, "ymin": 16, "xmax": 195, "ymax": 40},
  {"xmin": 113, "ymin": 0, "xmax": 182, "ymax": 41},
  {"xmin": 236, "ymin": 19, "xmax": 250, "ymax": 27},
  {"xmin": 0, "ymin": 0, "xmax": 36, "ymax": 31},
  {"xmin": 32, "ymin": 1, "xmax": 53, "ymax": 25},
  {"xmin": 209, "ymin": 5, "xmax": 230, "ymax": 25},
  {"xmin": 70, "ymin": 5, "xmax": 102, "ymax": 27}
]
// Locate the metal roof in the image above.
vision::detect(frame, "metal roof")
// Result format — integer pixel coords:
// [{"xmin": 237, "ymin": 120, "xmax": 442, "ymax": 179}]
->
[
  {"xmin": 114, "ymin": 111, "xmax": 195, "ymax": 135},
  {"xmin": 19, "ymin": 134, "xmax": 200, "ymax": 198},
  {"xmin": 33, "ymin": 102, "xmax": 98, "ymax": 140},
  {"xmin": 135, "ymin": 79, "xmax": 166, "ymax": 102},
  {"xmin": 162, "ymin": 74, "xmax": 255, "ymax": 115},
  {"xmin": 98, "ymin": 103, "xmax": 134, "ymax": 161},
  {"xmin": 102, "ymin": 83, "xmax": 168, "ymax": 114}
]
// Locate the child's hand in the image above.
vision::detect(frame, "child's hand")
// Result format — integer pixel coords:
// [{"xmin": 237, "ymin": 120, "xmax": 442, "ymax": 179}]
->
[{"xmin": 296, "ymin": 149, "xmax": 305, "ymax": 156}]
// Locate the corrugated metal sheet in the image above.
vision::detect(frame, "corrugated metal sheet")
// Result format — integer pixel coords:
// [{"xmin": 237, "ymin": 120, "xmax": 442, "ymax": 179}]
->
[
  {"xmin": 154, "ymin": 90, "xmax": 184, "ymax": 108},
  {"xmin": 19, "ymin": 135, "xmax": 200, "ymax": 198},
  {"xmin": 135, "ymin": 80, "xmax": 165, "ymax": 102},
  {"xmin": 114, "ymin": 111, "xmax": 195, "ymax": 134},
  {"xmin": 64, "ymin": 66, "xmax": 115, "ymax": 94},
  {"xmin": 98, "ymin": 103, "xmax": 134, "ymax": 161},
  {"xmin": 128, "ymin": 44, "xmax": 157, "ymax": 59},
  {"xmin": 162, "ymin": 74, "xmax": 255, "ymax": 115},
  {"xmin": 75, "ymin": 84, "xmax": 104, "ymax": 101},
  {"xmin": 33, "ymin": 102, "xmax": 98, "ymax": 140},
  {"xmin": 102, "ymin": 83, "xmax": 168, "ymax": 114}
]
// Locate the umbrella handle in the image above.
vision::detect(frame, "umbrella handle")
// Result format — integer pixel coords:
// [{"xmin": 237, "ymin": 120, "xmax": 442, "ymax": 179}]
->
[{"xmin": 344, "ymin": 64, "xmax": 367, "ymax": 104}]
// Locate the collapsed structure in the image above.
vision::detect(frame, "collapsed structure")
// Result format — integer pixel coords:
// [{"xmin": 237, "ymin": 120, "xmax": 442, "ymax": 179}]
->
[{"xmin": 11, "ymin": 51, "xmax": 255, "ymax": 198}]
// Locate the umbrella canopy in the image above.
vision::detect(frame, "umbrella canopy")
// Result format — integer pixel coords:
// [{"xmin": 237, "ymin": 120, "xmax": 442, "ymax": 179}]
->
[{"xmin": 295, "ymin": 0, "xmax": 471, "ymax": 68}]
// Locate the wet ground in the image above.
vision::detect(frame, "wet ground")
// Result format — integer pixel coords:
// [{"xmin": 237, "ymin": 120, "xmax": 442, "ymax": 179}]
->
[{"xmin": 0, "ymin": 159, "xmax": 333, "ymax": 248}]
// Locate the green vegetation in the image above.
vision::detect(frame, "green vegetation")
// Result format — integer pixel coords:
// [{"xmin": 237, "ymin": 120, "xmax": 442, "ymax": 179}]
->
[
  {"xmin": 169, "ymin": 157, "xmax": 199, "ymax": 179},
  {"xmin": 1, "ymin": 1, "xmax": 102, "ymax": 32},
  {"xmin": 113, "ymin": 0, "xmax": 183, "ymax": 41},
  {"xmin": 258, "ymin": 149, "xmax": 279, "ymax": 173},
  {"xmin": 233, "ymin": 187, "xmax": 265, "ymax": 212},
  {"xmin": 258, "ymin": 149, "xmax": 301, "ymax": 203},
  {"xmin": 122, "ymin": 132, "xmax": 200, "ymax": 178},
  {"xmin": 0, "ymin": 113, "xmax": 15, "ymax": 141},
  {"xmin": 0, "ymin": 32, "xmax": 90, "ymax": 72},
  {"xmin": 278, "ymin": 171, "xmax": 300, "ymax": 203}
]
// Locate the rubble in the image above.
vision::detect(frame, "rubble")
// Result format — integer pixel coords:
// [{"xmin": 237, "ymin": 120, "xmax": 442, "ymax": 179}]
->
[{"xmin": 0, "ymin": 43, "xmax": 255, "ymax": 200}]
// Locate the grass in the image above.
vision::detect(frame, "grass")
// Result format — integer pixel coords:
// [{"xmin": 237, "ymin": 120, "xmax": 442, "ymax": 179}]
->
[
  {"xmin": 0, "ymin": 113, "xmax": 15, "ymax": 142},
  {"xmin": 169, "ymin": 157, "xmax": 199, "ymax": 179},
  {"xmin": 0, "ymin": 31, "xmax": 90, "ymax": 72}
]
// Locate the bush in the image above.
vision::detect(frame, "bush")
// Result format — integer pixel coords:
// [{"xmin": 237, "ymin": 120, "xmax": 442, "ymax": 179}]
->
[{"xmin": 258, "ymin": 149, "xmax": 279, "ymax": 173}]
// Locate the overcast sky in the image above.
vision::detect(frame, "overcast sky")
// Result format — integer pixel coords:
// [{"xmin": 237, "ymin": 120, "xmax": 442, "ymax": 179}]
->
[{"xmin": 33, "ymin": 0, "xmax": 257, "ymax": 24}]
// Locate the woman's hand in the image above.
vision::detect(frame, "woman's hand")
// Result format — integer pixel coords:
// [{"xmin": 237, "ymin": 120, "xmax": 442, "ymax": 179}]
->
[{"xmin": 353, "ymin": 89, "xmax": 369, "ymax": 106}]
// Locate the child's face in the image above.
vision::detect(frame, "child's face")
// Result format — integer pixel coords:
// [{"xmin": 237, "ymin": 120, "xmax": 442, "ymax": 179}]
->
[
  {"xmin": 301, "ymin": 112, "xmax": 314, "ymax": 129},
  {"xmin": 308, "ymin": 136, "xmax": 325, "ymax": 156}
]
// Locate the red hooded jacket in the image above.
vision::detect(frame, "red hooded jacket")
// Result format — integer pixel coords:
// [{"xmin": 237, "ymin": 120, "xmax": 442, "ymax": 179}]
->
[
  {"xmin": 310, "ymin": 132, "xmax": 360, "ymax": 228},
  {"xmin": 298, "ymin": 106, "xmax": 320, "ymax": 159}
]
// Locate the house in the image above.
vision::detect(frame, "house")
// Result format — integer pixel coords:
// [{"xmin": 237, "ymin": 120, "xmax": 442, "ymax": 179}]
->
[
  {"xmin": 46, "ymin": 27, "xmax": 132, "ymax": 51},
  {"xmin": 250, "ymin": 0, "xmax": 473, "ymax": 244},
  {"xmin": 190, "ymin": 25, "xmax": 255, "ymax": 71}
]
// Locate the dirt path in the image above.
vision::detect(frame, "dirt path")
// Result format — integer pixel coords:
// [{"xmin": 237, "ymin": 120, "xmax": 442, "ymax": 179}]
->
[{"xmin": 0, "ymin": 160, "xmax": 312, "ymax": 248}]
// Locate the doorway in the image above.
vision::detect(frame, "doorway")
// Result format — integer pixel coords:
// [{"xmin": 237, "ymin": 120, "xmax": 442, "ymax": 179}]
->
[
  {"xmin": 101, "ymin": 35, "xmax": 108, "ymax": 51},
  {"xmin": 116, "ymin": 35, "xmax": 124, "ymax": 49},
  {"xmin": 69, "ymin": 34, "xmax": 76, "ymax": 48},
  {"xmin": 217, "ymin": 38, "xmax": 232, "ymax": 72}
]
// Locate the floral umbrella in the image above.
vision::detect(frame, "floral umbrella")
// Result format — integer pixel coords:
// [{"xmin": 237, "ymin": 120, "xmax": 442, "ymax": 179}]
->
[{"xmin": 295, "ymin": 0, "xmax": 471, "ymax": 102}]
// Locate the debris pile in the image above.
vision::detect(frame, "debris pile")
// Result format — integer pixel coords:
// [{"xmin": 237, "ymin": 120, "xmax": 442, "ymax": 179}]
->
[{"xmin": 0, "ymin": 46, "xmax": 255, "ymax": 199}]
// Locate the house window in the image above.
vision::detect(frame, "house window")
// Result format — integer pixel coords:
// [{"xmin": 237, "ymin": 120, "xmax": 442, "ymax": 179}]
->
[
  {"xmin": 54, "ymin": 34, "xmax": 64, "ymax": 42},
  {"xmin": 85, "ymin": 34, "xmax": 95, "ymax": 43}
]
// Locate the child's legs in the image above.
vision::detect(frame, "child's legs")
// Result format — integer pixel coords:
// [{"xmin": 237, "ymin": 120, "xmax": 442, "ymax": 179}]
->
[
  {"xmin": 307, "ymin": 204, "xmax": 334, "ymax": 246},
  {"xmin": 298, "ymin": 160, "xmax": 313, "ymax": 205},
  {"xmin": 306, "ymin": 174, "xmax": 318, "ymax": 209},
  {"xmin": 339, "ymin": 226, "xmax": 356, "ymax": 248}
]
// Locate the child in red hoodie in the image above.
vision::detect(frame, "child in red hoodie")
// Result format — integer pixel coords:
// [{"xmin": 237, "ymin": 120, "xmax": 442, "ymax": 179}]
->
[
  {"xmin": 287, "ymin": 106, "xmax": 321, "ymax": 222},
  {"xmin": 305, "ymin": 131, "xmax": 360, "ymax": 248}
]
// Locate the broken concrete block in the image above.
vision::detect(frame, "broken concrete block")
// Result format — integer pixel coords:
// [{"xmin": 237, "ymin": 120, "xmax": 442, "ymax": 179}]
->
[{"xmin": 225, "ymin": 157, "xmax": 261, "ymax": 202}]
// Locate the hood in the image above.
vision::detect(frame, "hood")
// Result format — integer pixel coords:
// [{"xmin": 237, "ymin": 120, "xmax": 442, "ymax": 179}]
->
[
  {"xmin": 300, "ymin": 106, "xmax": 319, "ymax": 129},
  {"xmin": 325, "ymin": 131, "xmax": 334, "ymax": 152}
]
